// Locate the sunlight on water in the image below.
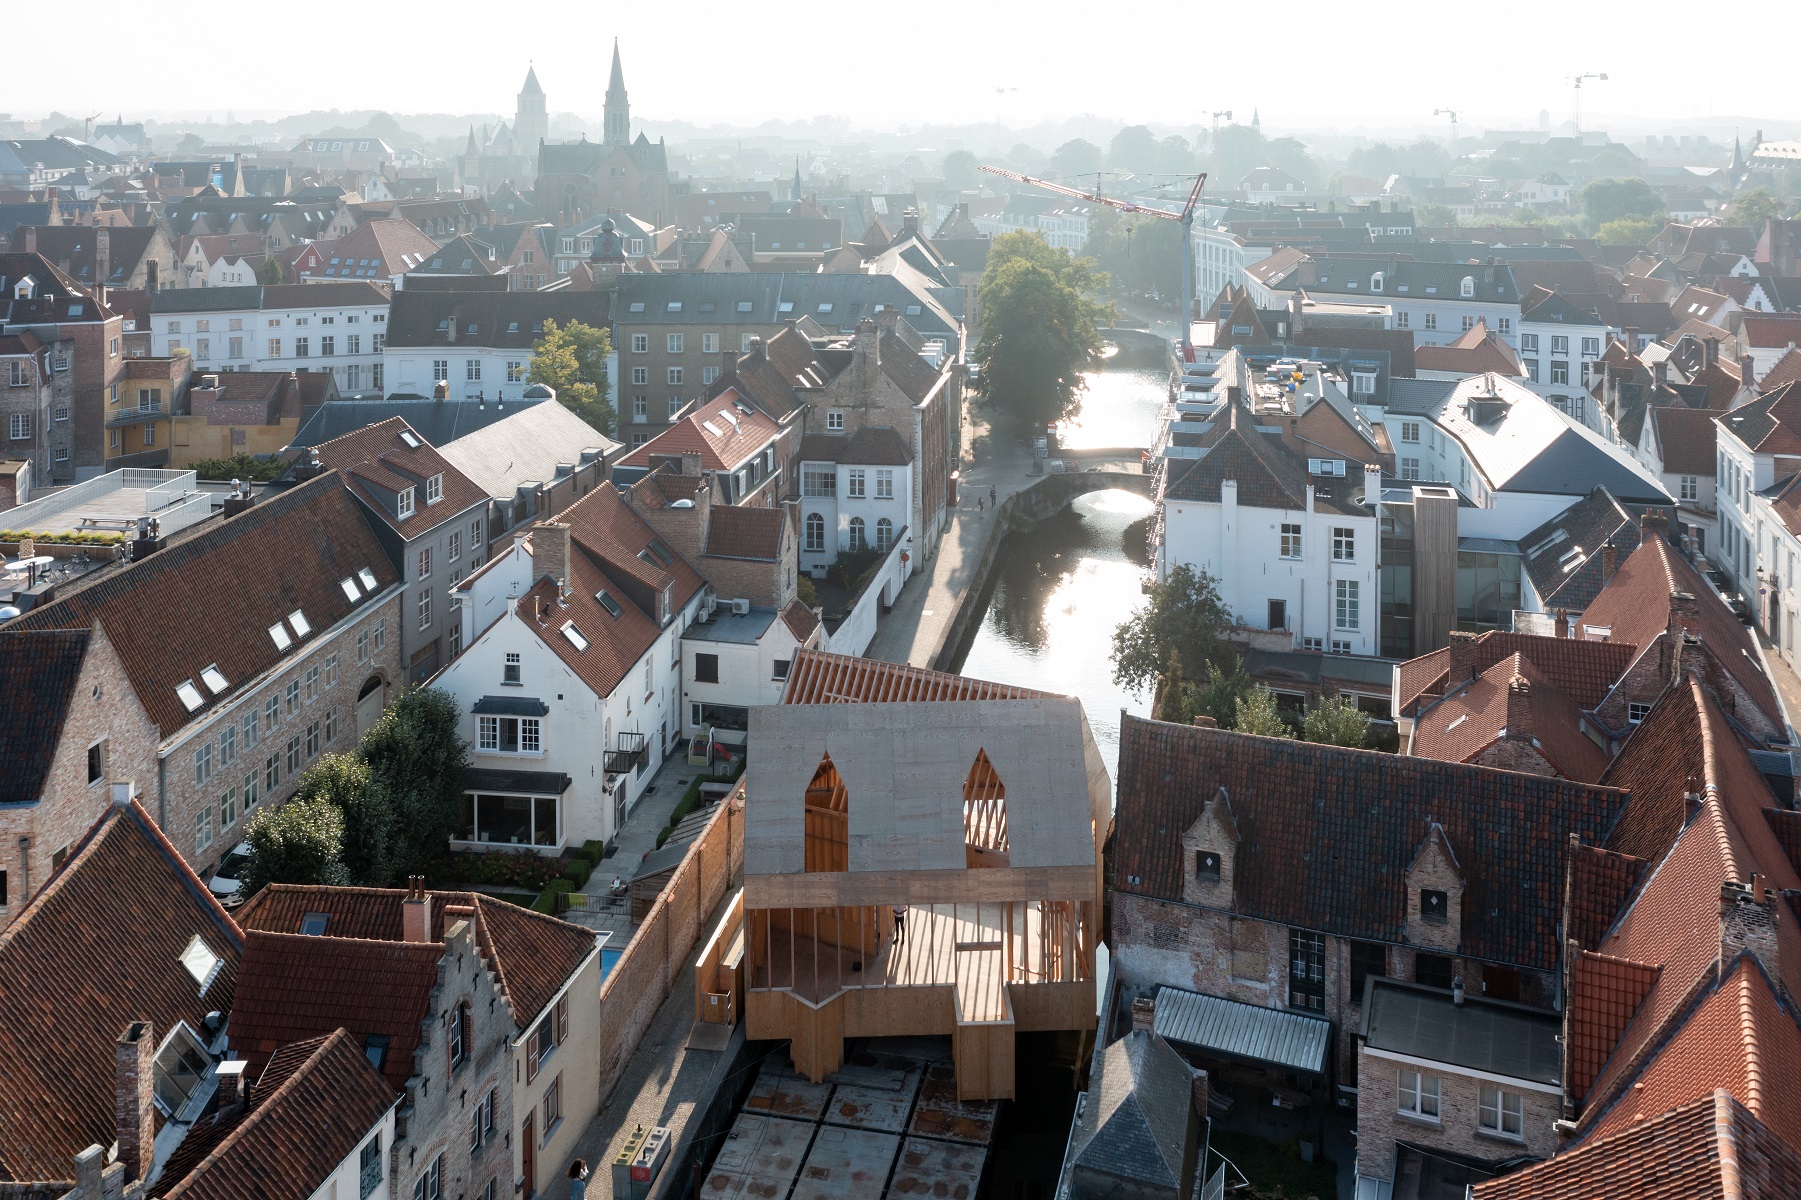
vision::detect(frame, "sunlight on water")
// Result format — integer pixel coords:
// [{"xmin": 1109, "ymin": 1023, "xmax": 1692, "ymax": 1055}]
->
[
  {"xmin": 1054, "ymin": 343, "xmax": 1169, "ymax": 451},
  {"xmin": 955, "ymin": 490, "xmax": 1156, "ymax": 790}
]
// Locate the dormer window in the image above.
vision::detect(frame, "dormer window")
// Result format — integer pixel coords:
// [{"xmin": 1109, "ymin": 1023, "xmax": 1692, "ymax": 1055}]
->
[
  {"xmin": 1370, "ymin": 271, "xmax": 1385, "ymax": 293},
  {"xmin": 1196, "ymin": 851, "xmax": 1221, "ymax": 880},
  {"xmin": 1420, "ymin": 889, "xmax": 1449, "ymax": 922},
  {"xmin": 426, "ymin": 473, "xmax": 443, "ymax": 505},
  {"xmin": 397, "ymin": 487, "xmax": 416, "ymax": 518},
  {"xmin": 1460, "ymin": 276, "xmax": 1475, "ymax": 299}
]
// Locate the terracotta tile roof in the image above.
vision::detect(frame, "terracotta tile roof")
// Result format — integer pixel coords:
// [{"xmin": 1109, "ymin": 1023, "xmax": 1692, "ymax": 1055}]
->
[
  {"xmin": 780, "ymin": 648, "xmax": 1056, "ymax": 704},
  {"xmin": 1411, "ymin": 652, "xmax": 1612, "ymax": 781},
  {"xmin": 1113, "ymin": 715, "xmax": 1628, "ymax": 971},
  {"xmin": 154, "ymin": 1030, "xmax": 397, "ymax": 1200},
  {"xmin": 617, "ymin": 389, "xmax": 781, "ymax": 472},
  {"xmin": 1567, "ymin": 950, "xmax": 1661, "ymax": 1100},
  {"xmin": 0, "ymin": 629, "xmax": 92, "ymax": 803},
  {"xmin": 628, "ymin": 469, "xmax": 705, "ymax": 510},
  {"xmin": 706, "ymin": 503, "xmax": 786, "ymax": 561},
  {"xmin": 1758, "ymin": 349, "xmax": 1801, "ymax": 393},
  {"xmin": 309, "ymin": 417, "xmax": 489, "ymax": 538},
  {"xmin": 1473, "ymin": 1090, "xmax": 1801, "ymax": 1200},
  {"xmin": 237, "ymin": 884, "xmax": 595, "ymax": 1028},
  {"xmin": 1395, "ymin": 631, "xmax": 1636, "ymax": 719},
  {"xmin": 1564, "ymin": 842, "xmax": 1649, "ymax": 952},
  {"xmin": 1646, "ymin": 405, "xmax": 1721, "ymax": 479},
  {"xmin": 1601, "ymin": 682, "xmax": 1713, "ymax": 862},
  {"xmin": 1578, "ymin": 531, "xmax": 1783, "ymax": 732},
  {"xmin": 10, "ymin": 473, "xmax": 401, "ymax": 737},
  {"xmin": 229, "ymin": 930, "xmax": 444, "ymax": 1091},
  {"xmin": 0, "ymin": 802, "xmax": 243, "ymax": 1182},
  {"xmin": 295, "ymin": 218, "xmax": 438, "ymax": 280},
  {"xmin": 780, "ymin": 598, "xmax": 821, "ymax": 643},
  {"xmin": 1394, "ymin": 647, "xmax": 1451, "ymax": 717}
]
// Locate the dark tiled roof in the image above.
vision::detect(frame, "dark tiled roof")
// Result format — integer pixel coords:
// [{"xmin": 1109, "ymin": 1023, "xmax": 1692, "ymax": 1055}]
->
[
  {"xmin": 1646, "ymin": 405, "xmax": 1720, "ymax": 478},
  {"xmin": 1112, "ymin": 716, "xmax": 1628, "ymax": 970},
  {"xmin": 1068, "ymin": 1030, "xmax": 1195, "ymax": 1187},
  {"xmin": 0, "ymin": 629, "xmax": 91, "ymax": 803},
  {"xmin": 1518, "ymin": 487, "xmax": 1644, "ymax": 613},
  {"xmin": 155, "ymin": 1030, "xmax": 396, "ymax": 1200},
  {"xmin": 310, "ymin": 417, "xmax": 490, "ymax": 537},
  {"xmin": 706, "ymin": 504, "xmax": 785, "ymax": 561},
  {"xmin": 1718, "ymin": 382, "xmax": 1801, "ymax": 456},
  {"xmin": 780, "ymin": 598, "xmax": 821, "ymax": 643},
  {"xmin": 384, "ymin": 287, "xmax": 612, "ymax": 350},
  {"xmin": 796, "ymin": 426, "xmax": 911, "ymax": 466},
  {"xmin": 1564, "ymin": 843, "xmax": 1649, "ymax": 952},
  {"xmin": 238, "ymin": 885, "xmax": 595, "ymax": 1028},
  {"xmin": 0, "ymin": 802, "xmax": 243, "ymax": 1182},
  {"xmin": 289, "ymin": 396, "xmax": 541, "ymax": 450},
  {"xmin": 12, "ymin": 473, "xmax": 401, "ymax": 736}
]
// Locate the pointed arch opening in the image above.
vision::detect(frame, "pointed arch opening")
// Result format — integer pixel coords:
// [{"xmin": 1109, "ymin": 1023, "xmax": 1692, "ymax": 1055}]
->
[
  {"xmin": 963, "ymin": 749, "xmax": 1010, "ymax": 867},
  {"xmin": 804, "ymin": 752, "xmax": 849, "ymax": 872}
]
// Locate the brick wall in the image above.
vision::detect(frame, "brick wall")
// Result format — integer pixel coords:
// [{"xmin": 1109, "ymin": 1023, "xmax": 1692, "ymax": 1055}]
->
[
  {"xmin": 66, "ymin": 317, "xmax": 124, "ymax": 479},
  {"xmin": 156, "ymin": 593, "xmax": 403, "ymax": 878},
  {"xmin": 1354, "ymin": 1048, "xmax": 1560, "ymax": 1181},
  {"xmin": 1470, "ymin": 738, "xmax": 1558, "ymax": 777},
  {"xmin": 0, "ymin": 629, "xmax": 159, "ymax": 929}
]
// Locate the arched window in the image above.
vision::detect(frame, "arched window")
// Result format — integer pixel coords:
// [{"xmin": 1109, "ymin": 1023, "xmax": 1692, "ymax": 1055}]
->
[
  {"xmin": 1460, "ymin": 275, "xmax": 1475, "ymax": 299},
  {"xmin": 1370, "ymin": 271, "xmax": 1384, "ymax": 293},
  {"xmin": 875, "ymin": 518, "xmax": 893, "ymax": 553},
  {"xmin": 804, "ymin": 511, "xmax": 825, "ymax": 552},
  {"xmin": 848, "ymin": 517, "xmax": 867, "ymax": 553}
]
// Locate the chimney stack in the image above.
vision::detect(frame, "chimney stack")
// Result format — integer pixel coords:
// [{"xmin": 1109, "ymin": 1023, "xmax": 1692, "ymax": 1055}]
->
[
  {"xmin": 1447, "ymin": 629, "xmax": 1480, "ymax": 684},
  {"xmin": 1640, "ymin": 508, "xmax": 1670, "ymax": 540},
  {"xmin": 115, "ymin": 1022, "xmax": 155, "ymax": 1182},
  {"xmin": 215, "ymin": 1057, "xmax": 250, "ymax": 1110},
  {"xmin": 95, "ymin": 226, "xmax": 111, "ymax": 287},
  {"xmin": 1130, "ymin": 995, "xmax": 1156, "ymax": 1033},
  {"xmin": 532, "ymin": 521, "xmax": 571, "ymax": 594},
  {"xmin": 1740, "ymin": 354, "xmax": 1757, "ymax": 388},
  {"xmin": 1600, "ymin": 541, "xmax": 1619, "ymax": 585},
  {"xmin": 24, "ymin": 226, "xmax": 36, "ymax": 255},
  {"xmin": 402, "ymin": 876, "xmax": 432, "ymax": 943},
  {"xmin": 1506, "ymin": 674, "xmax": 1534, "ymax": 743},
  {"xmin": 679, "ymin": 450, "xmax": 704, "ymax": 477},
  {"xmin": 1554, "ymin": 607, "xmax": 1569, "ymax": 639}
]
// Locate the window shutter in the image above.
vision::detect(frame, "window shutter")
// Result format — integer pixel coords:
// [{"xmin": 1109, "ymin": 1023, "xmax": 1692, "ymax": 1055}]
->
[
  {"xmin": 526, "ymin": 1030, "xmax": 539, "ymax": 1082},
  {"xmin": 556, "ymin": 997, "xmax": 568, "ymax": 1045}
]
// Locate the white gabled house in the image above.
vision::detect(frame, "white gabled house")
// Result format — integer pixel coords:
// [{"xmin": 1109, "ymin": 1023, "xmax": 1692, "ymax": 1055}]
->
[{"xmin": 795, "ymin": 427, "xmax": 915, "ymax": 575}]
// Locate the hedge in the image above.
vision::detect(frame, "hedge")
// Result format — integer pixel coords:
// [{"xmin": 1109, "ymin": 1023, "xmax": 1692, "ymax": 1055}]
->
[
  {"xmin": 0, "ymin": 530, "xmax": 128, "ymax": 546},
  {"xmin": 532, "ymin": 878, "xmax": 574, "ymax": 914}
]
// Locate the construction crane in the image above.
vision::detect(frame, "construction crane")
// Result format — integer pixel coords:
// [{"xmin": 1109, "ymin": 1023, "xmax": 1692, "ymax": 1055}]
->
[
  {"xmin": 1571, "ymin": 73, "xmax": 1608, "ymax": 132},
  {"xmin": 978, "ymin": 164, "xmax": 1208, "ymax": 357},
  {"xmin": 1434, "ymin": 108, "xmax": 1459, "ymax": 149}
]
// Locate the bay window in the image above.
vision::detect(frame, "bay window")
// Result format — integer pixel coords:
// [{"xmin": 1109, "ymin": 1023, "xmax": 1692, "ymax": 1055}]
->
[{"xmin": 478, "ymin": 714, "xmax": 542, "ymax": 753}]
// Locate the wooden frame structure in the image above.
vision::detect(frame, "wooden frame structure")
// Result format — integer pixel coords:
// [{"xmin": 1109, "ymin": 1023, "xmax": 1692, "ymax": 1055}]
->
[{"xmin": 732, "ymin": 651, "xmax": 1110, "ymax": 1099}]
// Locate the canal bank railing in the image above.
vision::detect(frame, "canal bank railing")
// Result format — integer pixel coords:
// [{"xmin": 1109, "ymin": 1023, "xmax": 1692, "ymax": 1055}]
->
[{"xmin": 926, "ymin": 469, "xmax": 1151, "ymax": 672}]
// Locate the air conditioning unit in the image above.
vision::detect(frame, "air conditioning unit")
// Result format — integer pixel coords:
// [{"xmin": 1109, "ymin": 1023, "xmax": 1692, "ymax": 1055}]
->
[
  {"xmin": 731, "ymin": 598, "xmax": 750, "ymax": 616},
  {"xmin": 704, "ymin": 594, "xmax": 719, "ymax": 617}
]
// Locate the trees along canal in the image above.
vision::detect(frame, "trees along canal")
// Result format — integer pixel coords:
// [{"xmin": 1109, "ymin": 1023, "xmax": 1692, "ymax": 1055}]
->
[{"xmin": 970, "ymin": 231, "xmax": 1110, "ymax": 431}]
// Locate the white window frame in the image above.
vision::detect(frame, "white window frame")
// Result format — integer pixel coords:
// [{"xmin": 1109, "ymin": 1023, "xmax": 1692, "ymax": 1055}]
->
[
  {"xmin": 1478, "ymin": 1085, "xmax": 1524, "ymax": 1139},
  {"xmin": 1397, "ymin": 1069, "xmax": 1441, "ymax": 1120}
]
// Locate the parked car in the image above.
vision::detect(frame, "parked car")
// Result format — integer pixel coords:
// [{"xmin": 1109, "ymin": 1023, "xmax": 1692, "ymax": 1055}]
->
[{"xmin": 208, "ymin": 842, "xmax": 253, "ymax": 908}]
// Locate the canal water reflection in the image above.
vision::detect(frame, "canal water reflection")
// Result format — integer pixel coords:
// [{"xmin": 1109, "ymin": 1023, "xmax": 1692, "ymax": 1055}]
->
[
  {"xmin": 1054, "ymin": 339, "xmax": 1170, "ymax": 450},
  {"xmin": 952, "ymin": 489, "xmax": 1156, "ymax": 786}
]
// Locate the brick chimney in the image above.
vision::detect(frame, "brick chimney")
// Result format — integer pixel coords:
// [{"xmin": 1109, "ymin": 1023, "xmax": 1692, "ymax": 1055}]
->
[
  {"xmin": 1640, "ymin": 509, "xmax": 1670, "ymax": 540},
  {"xmin": 115, "ymin": 1021, "xmax": 155, "ymax": 1181},
  {"xmin": 215, "ymin": 1058, "xmax": 250, "ymax": 1111},
  {"xmin": 1704, "ymin": 336, "xmax": 1720, "ymax": 367},
  {"xmin": 1600, "ymin": 541, "xmax": 1619, "ymax": 585},
  {"xmin": 24, "ymin": 226, "xmax": 36, "ymax": 255},
  {"xmin": 1447, "ymin": 629, "xmax": 1481, "ymax": 684},
  {"xmin": 1554, "ymin": 608, "xmax": 1569, "ymax": 638},
  {"xmin": 402, "ymin": 876, "xmax": 432, "ymax": 943},
  {"xmin": 533, "ymin": 521, "xmax": 571, "ymax": 593},
  {"xmin": 1506, "ymin": 674, "xmax": 1534, "ymax": 743},
  {"xmin": 1740, "ymin": 354, "xmax": 1757, "ymax": 387},
  {"xmin": 95, "ymin": 226, "xmax": 111, "ymax": 286},
  {"xmin": 1720, "ymin": 878, "xmax": 1781, "ymax": 982},
  {"xmin": 679, "ymin": 450, "xmax": 704, "ymax": 477},
  {"xmin": 1653, "ymin": 359, "xmax": 1668, "ymax": 388},
  {"xmin": 1130, "ymin": 995, "xmax": 1156, "ymax": 1033}
]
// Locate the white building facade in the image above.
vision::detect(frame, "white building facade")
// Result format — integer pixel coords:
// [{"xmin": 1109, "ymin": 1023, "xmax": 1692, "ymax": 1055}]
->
[{"xmin": 147, "ymin": 282, "xmax": 391, "ymax": 396}]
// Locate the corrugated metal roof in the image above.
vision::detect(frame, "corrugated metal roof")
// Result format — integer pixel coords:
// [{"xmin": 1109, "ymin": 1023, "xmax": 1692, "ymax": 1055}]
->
[{"xmin": 1153, "ymin": 985, "xmax": 1331, "ymax": 1075}]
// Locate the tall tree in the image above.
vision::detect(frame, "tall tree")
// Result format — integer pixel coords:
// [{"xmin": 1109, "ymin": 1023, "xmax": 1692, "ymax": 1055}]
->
[
  {"xmin": 293, "ymin": 752, "xmax": 398, "ymax": 886},
  {"xmin": 1301, "ymin": 695, "xmax": 1371, "ymax": 748},
  {"xmin": 1107, "ymin": 126, "xmax": 1159, "ymax": 173},
  {"xmin": 359, "ymin": 687, "xmax": 468, "ymax": 877},
  {"xmin": 1085, "ymin": 206, "xmax": 1183, "ymax": 299},
  {"xmin": 1727, "ymin": 188, "xmax": 1783, "ymax": 231},
  {"xmin": 1049, "ymin": 138, "xmax": 1103, "ymax": 180},
  {"xmin": 971, "ymin": 232, "xmax": 1109, "ymax": 430},
  {"xmin": 242, "ymin": 795, "xmax": 350, "ymax": 893},
  {"xmin": 1111, "ymin": 564, "xmax": 1234, "ymax": 693},
  {"xmin": 1579, "ymin": 177, "xmax": 1665, "ymax": 229},
  {"xmin": 257, "ymin": 258, "xmax": 285, "ymax": 285},
  {"xmin": 528, "ymin": 318, "xmax": 615, "ymax": 434},
  {"xmin": 941, "ymin": 149, "xmax": 981, "ymax": 191}
]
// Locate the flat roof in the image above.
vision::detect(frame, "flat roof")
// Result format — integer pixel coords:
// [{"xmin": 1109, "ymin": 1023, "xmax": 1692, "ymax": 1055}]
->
[
  {"xmin": 684, "ymin": 606, "xmax": 777, "ymax": 645},
  {"xmin": 1363, "ymin": 978, "xmax": 1561, "ymax": 1085}
]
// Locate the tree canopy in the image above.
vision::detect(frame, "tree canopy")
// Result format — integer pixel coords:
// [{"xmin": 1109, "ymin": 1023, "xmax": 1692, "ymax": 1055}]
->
[
  {"xmin": 1084, "ymin": 206, "xmax": 1184, "ymax": 300},
  {"xmin": 1107, "ymin": 126, "xmax": 1159, "ymax": 173},
  {"xmin": 360, "ymin": 687, "xmax": 468, "ymax": 878},
  {"xmin": 1111, "ymin": 564, "xmax": 1235, "ymax": 693},
  {"xmin": 1596, "ymin": 216, "xmax": 1662, "ymax": 247},
  {"xmin": 941, "ymin": 149, "xmax": 981, "ymax": 191},
  {"xmin": 1727, "ymin": 188, "xmax": 1784, "ymax": 231},
  {"xmin": 1301, "ymin": 695, "xmax": 1372, "ymax": 748},
  {"xmin": 1233, "ymin": 687, "xmax": 1290, "ymax": 738},
  {"xmin": 970, "ymin": 232, "xmax": 1110, "ymax": 429},
  {"xmin": 295, "ymin": 752, "xmax": 398, "ymax": 886},
  {"xmin": 1579, "ymin": 177, "xmax": 1665, "ymax": 230},
  {"xmin": 242, "ymin": 795, "xmax": 349, "ymax": 891},
  {"xmin": 529, "ymin": 318, "xmax": 615, "ymax": 434},
  {"xmin": 1049, "ymin": 138, "xmax": 1103, "ymax": 180}
]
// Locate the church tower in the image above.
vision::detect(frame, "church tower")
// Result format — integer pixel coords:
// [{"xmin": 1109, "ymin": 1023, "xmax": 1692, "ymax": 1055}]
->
[
  {"xmin": 516, "ymin": 65, "xmax": 548, "ymax": 154},
  {"xmin": 604, "ymin": 40, "xmax": 630, "ymax": 147}
]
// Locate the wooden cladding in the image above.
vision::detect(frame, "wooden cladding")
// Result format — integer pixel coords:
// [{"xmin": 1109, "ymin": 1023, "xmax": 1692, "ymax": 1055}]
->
[
  {"xmin": 804, "ymin": 753, "xmax": 849, "ymax": 873},
  {"xmin": 963, "ymin": 748, "xmax": 1009, "ymax": 857},
  {"xmin": 745, "ymin": 864, "xmax": 1096, "ymax": 908}
]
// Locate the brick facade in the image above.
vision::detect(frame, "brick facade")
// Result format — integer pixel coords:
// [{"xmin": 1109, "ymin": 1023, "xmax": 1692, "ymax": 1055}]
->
[
  {"xmin": 0, "ymin": 628, "xmax": 158, "ymax": 929},
  {"xmin": 1354, "ymin": 1049, "xmax": 1560, "ymax": 1181},
  {"xmin": 156, "ymin": 594, "xmax": 403, "ymax": 878}
]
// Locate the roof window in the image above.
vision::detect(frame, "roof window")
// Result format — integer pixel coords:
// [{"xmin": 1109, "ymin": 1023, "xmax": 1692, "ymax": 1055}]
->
[
  {"xmin": 737, "ymin": 301, "xmax": 753, "ymax": 312},
  {"xmin": 358, "ymin": 566, "xmax": 378, "ymax": 591},
  {"xmin": 595, "ymin": 589, "xmax": 623, "ymax": 618},
  {"xmin": 817, "ymin": 303, "xmax": 834, "ymax": 313},
  {"xmin": 562, "ymin": 623, "xmax": 590, "ymax": 651},
  {"xmin": 269, "ymin": 622, "xmax": 294, "ymax": 651},
  {"xmin": 175, "ymin": 680, "xmax": 205, "ymax": 712},
  {"xmin": 398, "ymin": 429, "xmax": 421, "ymax": 449},
  {"xmin": 200, "ymin": 664, "xmax": 229, "ymax": 694},
  {"xmin": 341, "ymin": 577, "xmax": 362, "ymax": 601},
  {"xmin": 778, "ymin": 302, "xmax": 794, "ymax": 313},
  {"xmin": 701, "ymin": 420, "xmax": 723, "ymax": 436},
  {"xmin": 179, "ymin": 934, "xmax": 223, "ymax": 992},
  {"xmin": 300, "ymin": 912, "xmax": 330, "ymax": 936},
  {"xmin": 628, "ymin": 302, "xmax": 645, "ymax": 312},
  {"xmin": 288, "ymin": 609, "xmax": 312, "ymax": 638},
  {"xmin": 667, "ymin": 301, "xmax": 683, "ymax": 312}
]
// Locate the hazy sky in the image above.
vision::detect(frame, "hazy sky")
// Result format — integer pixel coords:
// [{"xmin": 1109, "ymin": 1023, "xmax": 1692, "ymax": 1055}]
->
[{"xmin": 10, "ymin": 0, "xmax": 1800, "ymax": 135}]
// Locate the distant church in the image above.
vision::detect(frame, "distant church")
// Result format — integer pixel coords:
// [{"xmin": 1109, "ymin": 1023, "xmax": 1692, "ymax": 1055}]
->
[
  {"xmin": 454, "ymin": 67, "xmax": 548, "ymax": 197},
  {"xmin": 533, "ymin": 41, "xmax": 676, "ymax": 226}
]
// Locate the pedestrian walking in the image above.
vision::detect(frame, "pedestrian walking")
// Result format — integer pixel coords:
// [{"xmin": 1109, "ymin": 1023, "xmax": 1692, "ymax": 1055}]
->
[
  {"xmin": 977, "ymin": 497, "xmax": 984, "ymax": 514},
  {"xmin": 892, "ymin": 904, "xmax": 909, "ymax": 949},
  {"xmin": 989, "ymin": 484, "xmax": 997, "ymax": 507},
  {"xmin": 568, "ymin": 1159, "xmax": 590, "ymax": 1200}
]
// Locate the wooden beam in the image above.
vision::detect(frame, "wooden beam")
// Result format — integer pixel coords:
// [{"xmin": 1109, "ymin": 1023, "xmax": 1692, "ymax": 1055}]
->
[{"xmin": 745, "ymin": 865, "xmax": 1096, "ymax": 908}]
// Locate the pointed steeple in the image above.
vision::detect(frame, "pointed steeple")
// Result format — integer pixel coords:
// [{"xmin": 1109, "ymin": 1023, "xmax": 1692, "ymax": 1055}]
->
[
  {"xmin": 466, "ymin": 125, "xmax": 478, "ymax": 155},
  {"xmin": 792, "ymin": 157, "xmax": 802, "ymax": 202},
  {"xmin": 604, "ymin": 40, "xmax": 630, "ymax": 148},
  {"xmin": 522, "ymin": 64, "xmax": 542, "ymax": 95}
]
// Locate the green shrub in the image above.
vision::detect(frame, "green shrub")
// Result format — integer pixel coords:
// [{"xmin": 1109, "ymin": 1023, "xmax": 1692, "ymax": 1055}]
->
[
  {"xmin": 561, "ymin": 859, "xmax": 593, "ymax": 888},
  {"xmin": 532, "ymin": 878, "xmax": 575, "ymax": 913},
  {"xmin": 190, "ymin": 452, "xmax": 285, "ymax": 483},
  {"xmin": 581, "ymin": 839, "xmax": 606, "ymax": 861}
]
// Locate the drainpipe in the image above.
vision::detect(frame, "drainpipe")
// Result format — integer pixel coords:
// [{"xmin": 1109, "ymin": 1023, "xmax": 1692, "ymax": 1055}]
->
[{"xmin": 157, "ymin": 753, "xmax": 167, "ymax": 830}]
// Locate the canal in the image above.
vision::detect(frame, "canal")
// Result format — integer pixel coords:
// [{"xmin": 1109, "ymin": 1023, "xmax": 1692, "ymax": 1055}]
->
[{"xmin": 951, "ymin": 345, "xmax": 1168, "ymax": 781}]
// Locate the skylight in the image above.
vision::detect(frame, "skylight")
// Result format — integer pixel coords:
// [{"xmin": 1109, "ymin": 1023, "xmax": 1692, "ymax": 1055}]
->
[
  {"xmin": 595, "ymin": 589, "xmax": 623, "ymax": 618},
  {"xmin": 562, "ymin": 623, "xmax": 590, "ymax": 651},
  {"xmin": 667, "ymin": 301, "xmax": 683, "ymax": 312},
  {"xmin": 358, "ymin": 567, "xmax": 378, "ymax": 591},
  {"xmin": 179, "ymin": 935, "xmax": 223, "ymax": 992},
  {"xmin": 628, "ymin": 302, "xmax": 645, "ymax": 312},
  {"xmin": 701, "ymin": 420, "xmax": 722, "ymax": 436},
  {"xmin": 399, "ymin": 429, "xmax": 421, "ymax": 449},
  {"xmin": 778, "ymin": 302, "xmax": 794, "ymax": 313},
  {"xmin": 288, "ymin": 609, "xmax": 312, "ymax": 638},
  {"xmin": 341, "ymin": 577, "xmax": 362, "ymax": 601},
  {"xmin": 300, "ymin": 912, "xmax": 330, "ymax": 936},
  {"xmin": 175, "ymin": 680, "xmax": 205, "ymax": 712},
  {"xmin": 737, "ymin": 301, "xmax": 753, "ymax": 312},
  {"xmin": 200, "ymin": 664, "xmax": 229, "ymax": 694},
  {"xmin": 817, "ymin": 302, "xmax": 833, "ymax": 313},
  {"xmin": 269, "ymin": 622, "xmax": 294, "ymax": 651}
]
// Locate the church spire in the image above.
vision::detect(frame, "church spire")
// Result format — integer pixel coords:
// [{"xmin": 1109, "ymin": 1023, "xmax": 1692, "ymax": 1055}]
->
[
  {"xmin": 792, "ymin": 157, "xmax": 802, "ymax": 202},
  {"xmin": 604, "ymin": 40, "xmax": 630, "ymax": 147}
]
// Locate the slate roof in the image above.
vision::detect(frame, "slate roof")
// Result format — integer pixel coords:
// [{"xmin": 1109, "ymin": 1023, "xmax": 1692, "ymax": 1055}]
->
[
  {"xmin": 1162, "ymin": 398, "xmax": 1364, "ymax": 515},
  {"xmin": 309, "ymin": 417, "xmax": 489, "ymax": 537},
  {"xmin": 153, "ymin": 1030, "xmax": 397, "ymax": 1200},
  {"xmin": 1363, "ymin": 978, "xmax": 1562, "ymax": 1084},
  {"xmin": 1578, "ymin": 531, "xmax": 1783, "ymax": 733},
  {"xmin": 1518, "ymin": 486, "xmax": 1644, "ymax": 612},
  {"xmin": 1410, "ymin": 651, "xmax": 1612, "ymax": 782},
  {"xmin": 796, "ymin": 426, "xmax": 911, "ymax": 466},
  {"xmin": 147, "ymin": 281, "xmax": 389, "ymax": 316},
  {"xmin": 0, "ymin": 629, "xmax": 92, "ymax": 803},
  {"xmin": 436, "ymin": 400, "xmax": 618, "ymax": 499},
  {"xmin": 1068, "ymin": 1030, "xmax": 1196, "ymax": 1188},
  {"xmin": 1645, "ymin": 404, "xmax": 1720, "ymax": 478},
  {"xmin": 11, "ymin": 473, "xmax": 400, "ymax": 736},
  {"xmin": 611, "ymin": 272, "xmax": 960, "ymax": 343},
  {"xmin": 0, "ymin": 802, "xmax": 244, "ymax": 1182},
  {"xmin": 1113, "ymin": 715, "xmax": 1629, "ymax": 970},
  {"xmin": 290, "ymin": 396, "xmax": 539, "ymax": 449},
  {"xmin": 385, "ymin": 286, "xmax": 611, "ymax": 349},
  {"xmin": 18, "ymin": 225, "xmax": 161, "ymax": 286},
  {"xmin": 1473, "ymin": 1091, "xmax": 1801, "ymax": 1200},
  {"xmin": 1719, "ymin": 381, "xmax": 1801, "ymax": 456},
  {"xmin": 0, "ymin": 252, "xmax": 119, "ymax": 324},
  {"xmin": 237, "ymin": 884, "xmax": 595, "ymax": 1029}
]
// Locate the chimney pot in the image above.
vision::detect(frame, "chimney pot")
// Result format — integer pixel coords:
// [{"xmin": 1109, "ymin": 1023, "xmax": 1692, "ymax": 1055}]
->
[
  {"xmin": 1130, "ymin": 995, "xmax": 1156, "ymax": 1032},
  {"xmin": 215, "ymin": 1058, "xmax": 250, "ymax": 1110},
  {"xmin": 402, "ymin": 876, "xmax": 432, "ymax": 943},
  {"xmin": 114, "ymin": 1022, "xmax": 155, "ymax": 1182},
  {"xmin": 1600, "ymin": 541, "xmax": 1619, "ymax": 585}
]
